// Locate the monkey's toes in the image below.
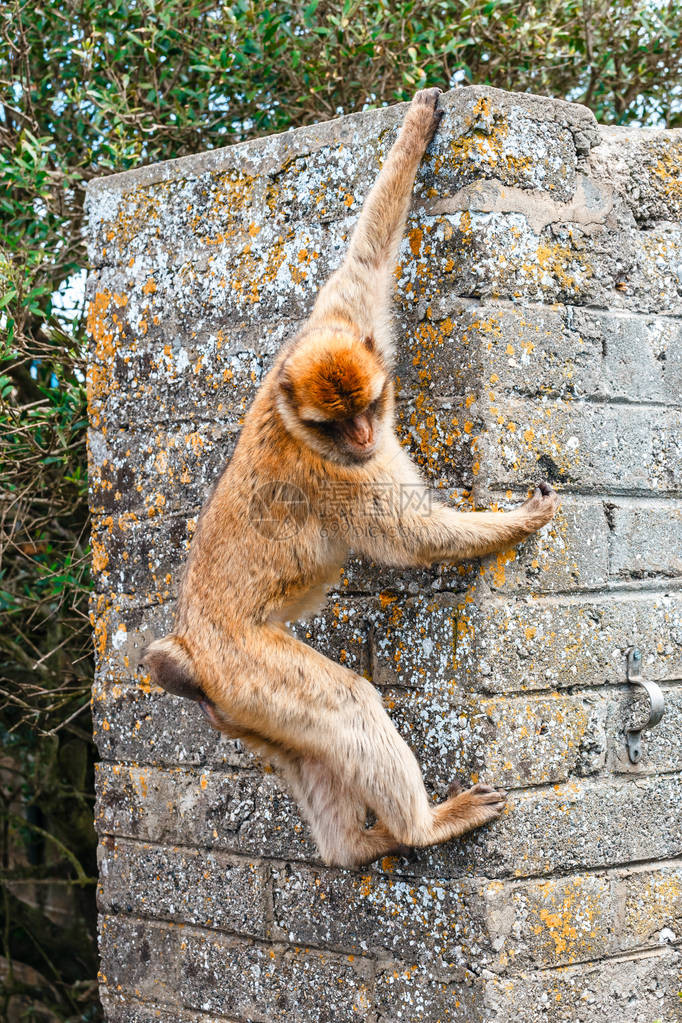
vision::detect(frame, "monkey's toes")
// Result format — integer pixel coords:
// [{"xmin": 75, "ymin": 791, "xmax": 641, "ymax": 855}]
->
[
  {"xmin": 469, "ymin": 782, "xmax": 508, "ymax": 805},
  {"xmin": 538, "ymin": 480, "xmax": 553, "ymax": 496}
]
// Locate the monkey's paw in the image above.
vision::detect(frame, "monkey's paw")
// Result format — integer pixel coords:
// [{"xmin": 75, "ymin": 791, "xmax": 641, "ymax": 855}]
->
[
  {"xmin": 407, "ymin": 87, "xmax": 443, "ymax": 143},
  {"xmin": 519, "ymin": 481, "xmax": 560, "ymax": 532},
  {"xmin": 458, "ymin": 782, "xmax": 508, "ymax": 830}
]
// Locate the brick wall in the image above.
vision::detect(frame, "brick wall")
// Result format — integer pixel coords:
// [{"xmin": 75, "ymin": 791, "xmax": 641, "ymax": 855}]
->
[{"xmin": 86, "ymin": 86, "xmax": 682, "ymax": 1022}]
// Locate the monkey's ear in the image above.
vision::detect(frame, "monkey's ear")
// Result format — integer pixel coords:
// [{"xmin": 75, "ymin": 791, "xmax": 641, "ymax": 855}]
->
[
  {"xmin": 278, "ymin": 361, "xmax": 295, "ymax": 397},
  {"xmin": 362, "ymin": 334, "xmax": 375, "ymax": 351}
]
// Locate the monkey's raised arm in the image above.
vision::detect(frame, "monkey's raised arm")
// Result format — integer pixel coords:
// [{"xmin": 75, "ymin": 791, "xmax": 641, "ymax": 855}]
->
[
  {"xmin": 309, "ymin": 89, "xmax": 442, "ymax": 357},
  {"xmin": 348, "ymin": 468, "xmax": 560, "ymax": 569}
]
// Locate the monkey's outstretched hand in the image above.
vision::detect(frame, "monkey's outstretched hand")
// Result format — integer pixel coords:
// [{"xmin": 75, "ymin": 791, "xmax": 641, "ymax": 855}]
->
[
  {"xmin": 518, "ymin": 481, "xmax": 561, "ymax": 532},
  {"xmin": 403, "ymin": 87, "xmax": 444, "ymax": 146}
]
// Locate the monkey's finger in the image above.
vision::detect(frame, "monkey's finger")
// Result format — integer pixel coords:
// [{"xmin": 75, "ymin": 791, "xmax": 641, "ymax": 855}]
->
[
  {"xmin": 411, "ymin": 87, "xmax": 443, "ymax": 109},
  {"xmin": 409, "ymin": 88, "xmax": 444, "ymax": 139},
  {"xmin": 470, "ymin": 784, "xmax": 508, "ymax": 804}
]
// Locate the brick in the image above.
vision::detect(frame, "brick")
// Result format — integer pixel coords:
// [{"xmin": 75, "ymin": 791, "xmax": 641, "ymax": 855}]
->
[
  {"xmin": 375, "ymin": 964, "xmax": 483, "ymax": 1023},
  {"xmin": 398, "ymin": 303, "xmax": 682, "ymax": 410},
  {"xmin": 368, "ymin": 593, "xmax": 458, "ymax": 690},
  {"xmin": 88, "ymin": 420, "xmax": 237, "ymax": 517},
  {"xmin": 272, "ymin": 864, "xmax": 487, "ymax": 969},
  {"xmin": 454, "ymin": 592, "xmax": 682, "ymax": 695},
  {"xmin": 475, "ymin": 302, "xmax": 597, "ymax": 401},
  {"xmin": 483, "ymin": 947, "xmax": 681, "ymax": 1022},
  {"xmin": 481, "ymin": 397, "xmax": 682, "ymax": 493},
  {"xmin": 95, "ymin": 763, "xmax": 315, "ymax": 862},
  {"xmin": 92, "ymin": 678, "xmax": 249, "ymax": 770},
  {"xmin": 608, "ymin": 501, "xmax": 682, "ymax": 579},
  {"xmin": 573, "ymin": 307, "xmax": 682, "ymax": 405},
  {"xmin": 390, "ymin": 689, "xmax": 606, "ymax": 793},
  {"xmin": 91, "ymin": 510, "xmax": 197, "ymax": 595},
  {"xmin": 590, "ymin": 125, "xmax": 682, "ymax": 224},
  {"xmin": 399, "ymin": 207, "xmax": 682, "ymax": 315},
  {"xmin": 87, "ymin": 281, "xmax": 296, "ymax": 429},
  {"xmin": 480, "ymin": 494, "xmax": 610, "ymax": 594},
  {"xmin": 94, "ymin": 667, "xmax": 607, "ymax": 794},
  {"xmin": 101, "ymin": 993, "xmax": 238, "ymax": 1023},
  {"xmin": 99, "ymin": 915, "xmax": 373, "ymax": 1022},
  {"xmin": 416, "ymin": 773, "xmax": 682, "ymax": 879},
  {"xmin": 91, "ymin": 594, "xmax": 174, "ymax": 681},
  {"xmin": 486, "ymin": 862, "xmax": 682, "ymax": 971},
  {"xmin": 98, "ymin": 837, "xmax": 268, "ymax": 937},
  {"xmin": 395, "ymin": 394, "xmax": 482, "ymax": 488}
]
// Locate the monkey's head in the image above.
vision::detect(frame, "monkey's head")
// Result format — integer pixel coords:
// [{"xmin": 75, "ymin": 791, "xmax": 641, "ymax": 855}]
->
[{"xmin": 276, "ymin": 330, "xmax": 390, "ymax": 464}]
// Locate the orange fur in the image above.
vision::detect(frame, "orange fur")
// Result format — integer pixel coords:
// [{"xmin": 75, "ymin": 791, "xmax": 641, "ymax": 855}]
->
[{"xmin": 142, "ymin": 89, "xmax": 559, "ymax": 868}]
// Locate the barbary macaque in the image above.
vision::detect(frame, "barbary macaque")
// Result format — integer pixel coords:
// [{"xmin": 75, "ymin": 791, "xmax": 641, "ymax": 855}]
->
[{"xmin": 143, "ymin": 89, "xmax": 559, "ymax": 867}]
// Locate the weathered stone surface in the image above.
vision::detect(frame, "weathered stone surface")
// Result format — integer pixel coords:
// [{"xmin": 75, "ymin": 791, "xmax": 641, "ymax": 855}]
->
[
  {"xmin": 483, "ymin": 947, "xmax": 681, "ymax": 1022},
  {"xmin": 101, "ymin": 993, "xmax": 238, "ymax": 1023},
  {"xmin": 271, "ymin": 864, "xmax": 487, "ymax": 969},
  {"xmin": 86, "ymin": 88, "xmax": 597, "ymax": 266},
  {"xmin": 88, "ymin": 85, "xmax": 682, "ymax": 1022},
  {"xmin": 95, "ymin": 763, "xmax": 316, "ymax": 862},
  {"xmin": 608, "ymin": 501, "xmax": 682, "ymax": 579},
  {"xmin": 94, "ymin": 664, "xmax": 610, "ymax": 793},
  {"xmin": 453, "ymin": 591, "xmax": 682, "ymax": 694},
  {"xmin": 99, "ymin": 915, "xmax": 373, "ymax": 1021},
  {"xmin": 98, "ymin": 837, "xmax": 268, "ymax": 937},
  {"xmin": 481, "ymin": 397, "xmax": 682, "ymax": 493},
  {"xmin": 576, "ymin": 307, "xmax": 682, "ymax": 404}
]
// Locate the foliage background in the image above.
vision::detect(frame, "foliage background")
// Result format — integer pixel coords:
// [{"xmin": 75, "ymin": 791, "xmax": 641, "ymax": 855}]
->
[{"xmin": 1, "ymin": 1, "xmax": 681, "ymax": 1018}]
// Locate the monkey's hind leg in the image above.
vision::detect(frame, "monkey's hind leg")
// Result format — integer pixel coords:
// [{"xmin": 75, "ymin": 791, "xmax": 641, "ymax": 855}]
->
[
  {"xmin": 274, "ymin": 753, "xmax": 406, "ymax": 868},
  {"xmin": 197, "ymin": 625, "xmax": 507, "ymax": 863}
]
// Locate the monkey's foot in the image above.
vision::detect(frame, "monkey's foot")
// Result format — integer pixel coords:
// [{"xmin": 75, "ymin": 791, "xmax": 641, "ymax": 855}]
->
[
  {"xmin": 444, "ymin": 782, "xmax": 508, "ymax": 835},
  {"xmin": 407, "ymin": 87, "xmax": 443, "ymax": 144}
]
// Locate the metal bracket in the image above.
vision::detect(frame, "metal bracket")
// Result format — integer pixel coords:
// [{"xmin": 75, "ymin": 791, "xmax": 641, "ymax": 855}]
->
[{"xmin": 625, "ymin": 647, "xmax": 666, "ymax": 764}]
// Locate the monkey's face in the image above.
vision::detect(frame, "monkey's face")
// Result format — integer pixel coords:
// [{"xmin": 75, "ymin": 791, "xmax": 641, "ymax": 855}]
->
[{"xmin": 277, "ymin": 331, "xmax": 390, "ymax": 465}]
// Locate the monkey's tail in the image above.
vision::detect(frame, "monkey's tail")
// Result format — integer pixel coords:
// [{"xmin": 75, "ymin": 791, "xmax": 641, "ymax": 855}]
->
[{"xmin": 140, "ymin": 634, "xmax": 204, "ymax": 702}]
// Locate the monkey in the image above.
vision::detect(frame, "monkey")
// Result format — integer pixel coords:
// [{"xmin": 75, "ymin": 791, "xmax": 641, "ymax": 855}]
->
[{"xmin": 142, "ymin": 88, "xmax": 560, "ymax": 868}]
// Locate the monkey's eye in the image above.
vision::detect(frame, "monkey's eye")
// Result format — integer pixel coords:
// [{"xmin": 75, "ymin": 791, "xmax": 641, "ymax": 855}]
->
[{"xmin": 302, "ymin": 418, "xmax": 336, "ymax": 437}]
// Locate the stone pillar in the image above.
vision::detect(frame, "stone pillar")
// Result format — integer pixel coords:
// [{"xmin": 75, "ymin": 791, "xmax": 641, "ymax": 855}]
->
[{"xmin": 86, "ymin": 86, "xmax": 682, "ymax": 1022}]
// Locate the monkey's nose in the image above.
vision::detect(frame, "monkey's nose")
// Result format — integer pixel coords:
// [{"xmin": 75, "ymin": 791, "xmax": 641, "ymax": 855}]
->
[{"xmin": 344, "ymin": 412, "xmax": 373, "ymax": 447}]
